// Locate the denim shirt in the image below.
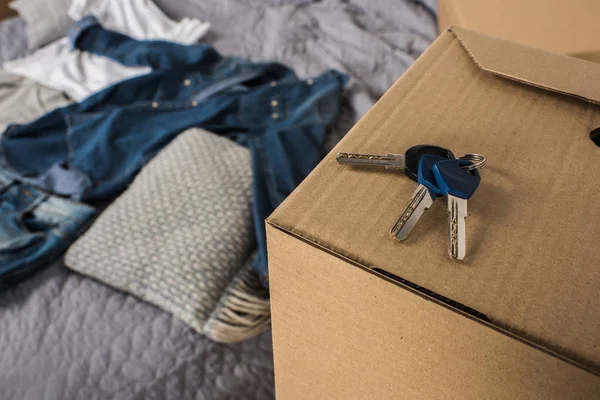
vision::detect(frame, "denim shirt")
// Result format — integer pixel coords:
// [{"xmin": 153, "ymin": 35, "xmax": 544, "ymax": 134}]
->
[{"xmin": 0, "ymin": 16, "xmax": 348, "ymax": 285}]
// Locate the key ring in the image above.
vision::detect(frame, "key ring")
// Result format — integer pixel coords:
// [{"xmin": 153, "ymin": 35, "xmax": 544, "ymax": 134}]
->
[{"xmin": 459, "ymin": 153, "xmax": 487, "ymax": 171}]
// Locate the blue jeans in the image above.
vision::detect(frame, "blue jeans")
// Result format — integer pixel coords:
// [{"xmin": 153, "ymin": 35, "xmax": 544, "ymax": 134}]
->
[{"xmin": 0, "ymin": 172, "xmax": 95, "ymax": 289}]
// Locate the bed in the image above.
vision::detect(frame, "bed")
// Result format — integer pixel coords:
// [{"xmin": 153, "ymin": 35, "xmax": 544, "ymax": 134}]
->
[{"xmin": 0, "ymin": 1, "xmax": 436, "ymax": 398}]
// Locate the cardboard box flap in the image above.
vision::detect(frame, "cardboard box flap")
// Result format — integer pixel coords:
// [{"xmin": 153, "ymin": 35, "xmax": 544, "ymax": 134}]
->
[
  {"xmin": 451, "ymin": 26, "xmax": 600, "ymax": 105},
  {"xmin": 439, "ymin": 0, "xmax": 600, "ymax": 57}
]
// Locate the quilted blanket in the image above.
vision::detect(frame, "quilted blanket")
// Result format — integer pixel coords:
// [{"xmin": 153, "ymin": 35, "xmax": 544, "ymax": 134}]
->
[
  {"xmin": 0, "ymin": 262, "xmax": 274, "ymax": 399},
  {"xmin": 0, "ymin": 0, "xmax": 435, "ymax": 398}
]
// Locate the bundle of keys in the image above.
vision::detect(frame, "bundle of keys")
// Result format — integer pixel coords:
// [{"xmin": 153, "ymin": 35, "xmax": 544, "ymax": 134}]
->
[{"xmin": 336, "ymin": 145, "xmax": 486, "ymax": 260}]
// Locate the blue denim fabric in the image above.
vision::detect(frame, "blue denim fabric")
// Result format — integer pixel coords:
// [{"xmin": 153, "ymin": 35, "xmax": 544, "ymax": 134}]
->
[
  {"xmin": 0, "ymin": 16, "xmax": 348, "ymax": 286},
  {"xmin": 0, "ymin": 171, "xmax": 96, "ymax": 289}
]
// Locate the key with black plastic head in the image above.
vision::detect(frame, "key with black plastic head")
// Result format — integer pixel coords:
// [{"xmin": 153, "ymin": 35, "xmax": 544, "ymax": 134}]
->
[
  {"xmin": 433, "ymin": 159, "xmax": 481, "ymax": 260},
  {"xmin": 336, "ymin": 145, "xmax": 455, "ymax": 182}
]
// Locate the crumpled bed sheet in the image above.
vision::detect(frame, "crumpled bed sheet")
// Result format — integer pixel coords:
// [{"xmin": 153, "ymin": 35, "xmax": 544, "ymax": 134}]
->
[{"xmin": 0, "ymin": 1, "xmax": 435, "ymax": 398}]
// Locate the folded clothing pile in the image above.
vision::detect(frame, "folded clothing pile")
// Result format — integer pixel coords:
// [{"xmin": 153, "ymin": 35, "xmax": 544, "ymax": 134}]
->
[
  {"xmin": 0, "ymin": 0, "xmax": 347, "ymax": 343},
  {"xmin": 6, "ymin": 0, "xmax": 210, "ymax": 100}
]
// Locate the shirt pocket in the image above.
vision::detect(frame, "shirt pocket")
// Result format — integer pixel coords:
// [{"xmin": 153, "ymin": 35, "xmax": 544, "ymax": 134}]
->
[{"xmin": 238, "ymin": 93, "xmax": 285, "ymax": 127}]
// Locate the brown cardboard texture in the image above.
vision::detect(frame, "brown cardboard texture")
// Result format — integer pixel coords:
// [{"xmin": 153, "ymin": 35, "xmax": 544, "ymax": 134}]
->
[
  {"xmin": 0, "ymin": 0, "xmax": 15, "ymax": 21},
  {"xmin": 267, "ymin": 27, "xmax": 600, "ymax": 399},
  {"xmin": 438, "ymin": 0, "xmax": 600, "ymax": 63}
]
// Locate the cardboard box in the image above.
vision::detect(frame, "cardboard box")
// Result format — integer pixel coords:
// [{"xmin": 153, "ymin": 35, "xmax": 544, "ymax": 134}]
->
[
  {"xmin": 438, "ymin": 0, "xmax": 600, "ymax": 63},
  {"xmin": 0, "ymin": 0, "xmax": 15, "ymax": 21},
  {"xmin": 267, "ymin": 27, "xmax": 600, "ymax": 399}
]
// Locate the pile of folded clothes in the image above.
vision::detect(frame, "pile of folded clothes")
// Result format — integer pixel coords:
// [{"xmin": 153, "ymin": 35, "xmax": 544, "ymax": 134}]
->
[{"xmin": 0, "ymin": 0, "xmax": 347, "ymax": 343}]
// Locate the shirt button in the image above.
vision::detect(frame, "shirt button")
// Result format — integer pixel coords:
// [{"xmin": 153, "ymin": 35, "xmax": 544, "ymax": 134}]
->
[
  {"xmin": 271, "ymin": 100, "xmax": 278, "ymax": 107},
  {"xmin": 307, "ymin": 78, "xmax": 314, "ymax": 85},
  {"xmin": 272, "ymin": 113, "xmax": 279, "ymax": 119},
  {"xmin": 152, "ymin": 102, "xmax": 159, "ymax": 108},
  {"xmin": 191, "ymin": 101, "xmax": 198, "ymax": 106},
  {"xmin": 270, "ymin": 81, "xmax": 277, "ymax": 87},
  {"xmin": 184, "ymin": 79, "xmax": 191, "ymax": 86}
]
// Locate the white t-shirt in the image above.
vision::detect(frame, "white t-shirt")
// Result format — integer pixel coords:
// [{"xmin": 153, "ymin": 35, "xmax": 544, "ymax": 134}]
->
[{"xmin": 3, "ymin": 0, "xmax": 210, "ymax": 101}]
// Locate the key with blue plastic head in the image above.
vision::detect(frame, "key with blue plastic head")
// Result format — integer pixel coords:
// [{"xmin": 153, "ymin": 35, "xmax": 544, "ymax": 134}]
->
[
  {"xmin": 433, "ymin": 159, "xmax": 481, "ymax": 260},
  {"xmin": 390, "ymin": 154, "xmax": 446, "ymax": 240}
]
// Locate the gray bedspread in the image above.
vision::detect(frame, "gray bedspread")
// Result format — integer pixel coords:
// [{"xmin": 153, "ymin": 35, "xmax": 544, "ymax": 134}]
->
[
  {"xmin": 0, "ymin": 262, "xmax": 274, "ymax": 400},
  {"xmin": 0, "ymin": 1, "xmax": 435, "ymax": 398},
  {"xmin": 0, "ymin": 18, "xmax": 29, "ymax": 62}
]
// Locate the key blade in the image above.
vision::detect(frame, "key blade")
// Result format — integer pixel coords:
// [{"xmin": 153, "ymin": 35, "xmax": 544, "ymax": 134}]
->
[
  {"xmin": 390, "ymin": 185, "xmax": 435, "ymax": 241},
  {"xmin": 336, "ymin": 152, "xmax": 405, "ymax": 170},
  {"xmin": 447, "ymin": 195, "xmax": 468, "ymax": 260}
]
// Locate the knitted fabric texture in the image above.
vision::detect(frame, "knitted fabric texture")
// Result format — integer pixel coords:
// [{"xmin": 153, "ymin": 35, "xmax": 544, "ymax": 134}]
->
[{"xmin": 66, "ymin": 128, "xmax": 261, "ymax": 339}]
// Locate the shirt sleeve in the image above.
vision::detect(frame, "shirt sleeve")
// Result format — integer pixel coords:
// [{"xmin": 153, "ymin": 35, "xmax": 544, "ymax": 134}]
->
[{"xmin": 68, "ymin": 16, "xmax": 221, "ymax": 70}]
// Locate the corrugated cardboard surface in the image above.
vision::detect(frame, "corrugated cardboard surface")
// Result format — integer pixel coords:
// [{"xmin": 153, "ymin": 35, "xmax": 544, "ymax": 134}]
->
[
  {"xmin": 268, "ymin": 225, "xmax": 600, "ymax": 399},
  {"xmin": 0, "ymin": 1, "xmax": 15, "ymax": 21},
  {"xmin": 438, "ymin": 0, "xmax": 600, "ymax": 61},
  {"xmin": 269, "ymin": 27, "xmax": 600, "ymax": 377}
]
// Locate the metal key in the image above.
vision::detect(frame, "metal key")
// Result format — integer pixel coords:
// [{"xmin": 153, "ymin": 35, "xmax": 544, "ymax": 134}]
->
[
  {"xmin": 336, "ymin": 152, "xmax": 405, "ymax": 169},
  {"xmin": 390, "ymin": 154, "xmax": 446, "ymax": 240},
  {"xmin": 336, "ymin": 145, "xmax": 455, "ymax": 182},
  {"xmin": 432, "ymin": 159, "xmax": 481, "ymax": 260}
]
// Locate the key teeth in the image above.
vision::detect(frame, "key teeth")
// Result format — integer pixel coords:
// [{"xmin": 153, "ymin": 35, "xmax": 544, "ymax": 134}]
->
[
  {"xmin": 335, "ymin": 152, "xmax": 405, "ymax": 169},
  {"xmin": 390, "ymin": 215, "xmax": 411, "ymax": 241},
  {"xmin": 447, "ymin": 196, "xmax": 458, "ymax": 260},
  {"xmin": 390, "ymin": 185, "xmax": 434, "ymax": 242},
  {"xmin": 446, "ymin": 195, "xmax": 467, "ymax": 260}
]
